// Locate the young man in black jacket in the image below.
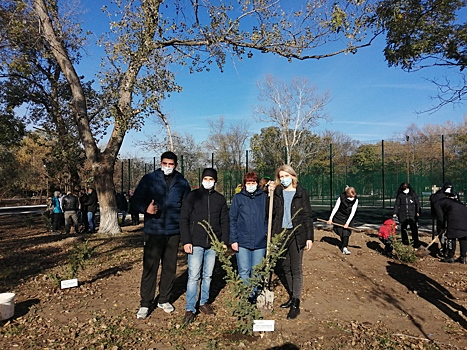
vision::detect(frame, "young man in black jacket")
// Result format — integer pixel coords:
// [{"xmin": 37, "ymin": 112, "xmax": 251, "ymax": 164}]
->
[
  {"xmin": 61, "ymin": 191, "xmax": 80, "ymax": 234},
  {"xmin": 179, "ymin": 168, "xmax": 229, "ymax": 324}
]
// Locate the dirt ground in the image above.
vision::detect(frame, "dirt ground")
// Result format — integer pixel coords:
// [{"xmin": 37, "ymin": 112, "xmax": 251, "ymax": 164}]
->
[{"xmin": 0, "ymin": 213, "xmax": 466, "ymax": 350}]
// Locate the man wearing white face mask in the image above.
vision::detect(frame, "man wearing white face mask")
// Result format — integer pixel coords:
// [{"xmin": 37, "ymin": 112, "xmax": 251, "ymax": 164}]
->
[
  {"xmin": 393, "ymin": 182, "xmax": 421, "ymax": 248},
  {"xmin": 179, "ymin": 168, "xmax": 229, "ymax": 325},
  {"xmin": 132, "ymin": 151, "xmax": 191, "ymax": 320}
]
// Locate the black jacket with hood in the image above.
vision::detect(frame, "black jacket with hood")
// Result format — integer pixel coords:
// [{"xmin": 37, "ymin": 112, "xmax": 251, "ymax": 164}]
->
[{"xmin": 393, "ymin": 185, "xmax": 420, "ymax": 222}]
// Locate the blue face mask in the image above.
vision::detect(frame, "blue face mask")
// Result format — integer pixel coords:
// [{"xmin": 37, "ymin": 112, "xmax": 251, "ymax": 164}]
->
[{"xmin": 280, "ymin": 177, "xmax": 292, "ymax": 187}]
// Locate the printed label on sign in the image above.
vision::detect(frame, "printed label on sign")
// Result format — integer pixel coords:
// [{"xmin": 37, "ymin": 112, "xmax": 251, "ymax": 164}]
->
[
  {"xmin": 253, "ymin": 320, "xmax": 275, "ymax": 332},
  {"xmin": 61, "ymin": 278, "xmax": 78, "ymax": 289}
]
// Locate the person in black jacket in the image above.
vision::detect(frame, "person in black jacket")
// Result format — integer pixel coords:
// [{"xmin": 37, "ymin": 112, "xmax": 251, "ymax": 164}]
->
[
  {"xmin": 78, "ymin": 188, "xmax": 89, "ymax": 233},
  {"xmin": 179, "ymin": 168, "xmax": 229, "ymax": 325},
  {"xmin": 84, "ymin": 187, "xmax": 98, "ymax": 233},
  {"xmin": 393, "ymin": 182, "xmax": 421, "ymax": 247},
  {"xmin": 430, "ymin": 182, "xmax": 456, "ymax": 256},
  {"xmin": 61, "ymin": 191, "xmax": 80, "ymax": 234},
  {"xmin": 116, "ymin": 192, "xmax": 128, "ymax": 226},
  {"xmin": 435, "ymin": 191, "xmax": 467, "ymax": 264},
  {"xmin": 272, "ymin": 164, "xmax": 314, "ymax": 320},
  {"xmin": 327, "ymin": 186, "xmax": 359, "ymax": 255}
]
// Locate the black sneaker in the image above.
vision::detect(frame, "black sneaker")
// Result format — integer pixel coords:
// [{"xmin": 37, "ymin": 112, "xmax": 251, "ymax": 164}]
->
[
  {"xmin": 183, "ymin": 311, "xmax": 196, "ymax": 325},
  {"xmin": 441, "ymin": 257, "xmax": 455, "ymax": 263}
]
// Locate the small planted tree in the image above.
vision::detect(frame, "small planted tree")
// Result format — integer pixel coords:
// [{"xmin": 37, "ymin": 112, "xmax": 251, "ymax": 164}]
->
[{"xmin": 200, "ymin": 211, "xmax": 301, "ymax": 335}]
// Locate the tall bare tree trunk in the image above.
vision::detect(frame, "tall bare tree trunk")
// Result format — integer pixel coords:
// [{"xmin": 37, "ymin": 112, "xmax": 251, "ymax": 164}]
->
[
  {"xmin": 93, "ymin": 161, "xmax": 121, "ymax": 234},
  {"xmin": 34, "ymin": 0, "xmax": 121, "ymax": 235}
]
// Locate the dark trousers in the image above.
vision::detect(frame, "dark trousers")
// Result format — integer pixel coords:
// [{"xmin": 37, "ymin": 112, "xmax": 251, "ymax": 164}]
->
[
  {"xmin": 52, "ymin": 213, "xmax": 62, "ymax": 231},
  {"xmin": 333, "ymin": 226, "xmax": 351, "ymax": 249},
  {"xmin": 131, "ymin": 213, "xmax": 140, "ymax": 225},
  {"xmin": 401, "ymin": 218, "xmax": 419, "ymax": 247},
  {"xmin": 445, "ymin": 237, "xmax": 467, "ymax": 258},
  {"xmin": 280, "ymin": 234, "xmax": 304, "ymax": 299},
  {"xmin": 140, "ymin": 234, "xmax": 180, "ymax": 308}
]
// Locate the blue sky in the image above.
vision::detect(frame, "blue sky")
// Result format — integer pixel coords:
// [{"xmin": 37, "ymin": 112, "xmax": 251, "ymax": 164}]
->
[{"xmin": 75, "ymin": 1, "xmax": 466, "ymax": 156}]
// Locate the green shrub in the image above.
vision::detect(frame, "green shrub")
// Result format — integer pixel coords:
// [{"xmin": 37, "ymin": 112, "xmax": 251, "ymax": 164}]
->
[{"xmin": 392, "ymin": 238, "xmax": 417, "ymax": 263}]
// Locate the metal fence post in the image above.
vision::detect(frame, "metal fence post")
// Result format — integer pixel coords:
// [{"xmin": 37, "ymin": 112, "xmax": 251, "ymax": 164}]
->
[{"xmin": 329, "ymin": 143, "xmax": 333, "ymax": 208}]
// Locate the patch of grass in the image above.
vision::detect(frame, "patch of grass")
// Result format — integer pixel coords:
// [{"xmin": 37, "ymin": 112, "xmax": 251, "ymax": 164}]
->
[{"xmin": 0, "ymin": 324, "xmax": 25, "ymax": 337}]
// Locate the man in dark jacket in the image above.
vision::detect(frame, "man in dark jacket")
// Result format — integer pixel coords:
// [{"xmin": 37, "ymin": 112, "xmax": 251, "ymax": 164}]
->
[
  {"xmin": 393, "ymin": 182, "xmax": 421, "ymax": 247},
  {"xmin": 84, "ymin": 187, "xmax": 98, "ymax": 233},
  {"xmin": 116, "ymin": 192, "xmax": 128, "ymax": 226},
  {"xmin": 430, "ymin": 182, "xmax": 456, "ymax": 256},
  {"xmin": 61, "ymin": 191, "xmax": 80, "ymax": 234},
  {"xmin": 434, "ymin": 191, "xmax": 467, "ymax": 264},
  {"xmin": 179, "ymin": 168, "xmax": 229, "ymax": 324},
  {"xmin": 132, "ymin": 151, "xmax": 191, "ymax": 320},
  {"xmin": 78, "ymin": 188, "xmax": 89, "ymax": 233}
]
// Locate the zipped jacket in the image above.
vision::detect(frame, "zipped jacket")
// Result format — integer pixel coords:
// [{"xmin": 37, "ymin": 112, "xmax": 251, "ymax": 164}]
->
[
  {"xmin": 61, "ymin": 194, "xmax": 79, "ymax": 212},
  {"xmin": 229, "ymin": 188, "xmax": 268, "ymax": 250},
  {"xmin": 180, "ymin": 187, "xmax": 229, "ymax": 248},
  {"xmin": 272, "ymin": 183, "xmax": 314, "ymax": 248},
  {"xmin": 393, "ymin": 191, "xmax": 420, "ymax": 222},
  {"xmin": 131, "ymin": 169, "xmax": 191, "ymax": 236}
]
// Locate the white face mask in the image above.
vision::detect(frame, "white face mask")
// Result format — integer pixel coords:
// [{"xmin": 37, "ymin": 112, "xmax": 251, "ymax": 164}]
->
[
  {"xmin": 403, "ymin": 189, "xmax": 409, "ymax": 194},
  {"xmin": 202, "ymin": 180, "xmax": 215, "ymax": 190},
  {"xmin": 245, "ymin": 185, "xmax": 257, "ymax": 193},
  {"xmin": 161, "ymin": 166, "xmax": 174, "ymax": 175},
  {"xmin": 347, "ymin": 197, "xmax": 355, "ymax": 201}
]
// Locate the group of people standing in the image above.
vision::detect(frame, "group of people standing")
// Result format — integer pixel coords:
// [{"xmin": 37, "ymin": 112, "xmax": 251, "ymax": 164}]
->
[
  {"xmin": 131, "ymin": 152, "xmax": 314, "ymax": 324},
  {"xmin": 48, "ymin": 187, "xmax": 98, "ymax": 234},
  {"xmin": 129, "ymin": 150, "xmax": 467, "ymax": 327}
]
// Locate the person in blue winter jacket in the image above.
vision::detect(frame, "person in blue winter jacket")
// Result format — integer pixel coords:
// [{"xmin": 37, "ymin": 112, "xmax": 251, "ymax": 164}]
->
[
  {"xmin": 131, "ymin": 151, "xmax": 191, "ymax": 320},
  {"xmin": 230, "ymin": 172, "xmax": 268, "ymax": 302}
]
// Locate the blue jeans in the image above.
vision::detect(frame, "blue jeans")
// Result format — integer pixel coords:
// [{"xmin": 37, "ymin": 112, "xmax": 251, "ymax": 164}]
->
[
  {"xmin": 185, "ymin": 246, "xmax": 216, "ymax": 313},
  {"xmin": 87, "ymin": 212, "xmax": 96, "ymax": 232},
  {"xmin": 236, "ymin": 247, "xmax": 266, "ymax": 286}
]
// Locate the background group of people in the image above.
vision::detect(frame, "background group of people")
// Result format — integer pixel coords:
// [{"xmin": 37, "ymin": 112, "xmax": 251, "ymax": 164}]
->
[
  {"xmin": 47, "ymin": 188, "xmax": 97, "ymax": 234},
  {"xmin": 375, "ymin": 181, "xmax": 467, "ymax": 263},
  {"xmin": 131, "ymin": 152, "xmax": 314, "ymax": 324}
]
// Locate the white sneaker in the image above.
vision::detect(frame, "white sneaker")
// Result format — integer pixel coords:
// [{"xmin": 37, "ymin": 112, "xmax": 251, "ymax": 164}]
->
[
  {"xmin": 157, "ymin": 302, "xmax": 175, "ymax": 313},
  {"xmin": 342, "ymin": 247, "xmax": 351, "ymax": 255},
  {"xmin": 136, "ymin": 307, "xmax": 149, "ymax": 319}
]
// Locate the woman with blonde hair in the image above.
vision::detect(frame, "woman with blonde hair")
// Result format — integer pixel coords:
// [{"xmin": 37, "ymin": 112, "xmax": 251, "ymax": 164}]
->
[
  {"xmin": 327, "ymin": 186, "xmax": 359, "ymax": 255},
  {"xmin": 271, "ymin": 164, "xmax": 313, "ymax": 320}
]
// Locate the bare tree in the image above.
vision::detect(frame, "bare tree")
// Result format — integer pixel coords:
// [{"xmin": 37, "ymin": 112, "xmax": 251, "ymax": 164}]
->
[
  {"xmin": 204, "ymin": 116, "xmax": 250, "ymax": 171},
  {"xmin": 255, "ymin": 75, "xmax": 330, "ymax": 166}
]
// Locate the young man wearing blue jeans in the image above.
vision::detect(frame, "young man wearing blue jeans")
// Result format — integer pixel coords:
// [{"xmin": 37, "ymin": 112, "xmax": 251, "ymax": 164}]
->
[{"xmin": 179, "ymin": 168, "xmax": 229, "ymax": 324}]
